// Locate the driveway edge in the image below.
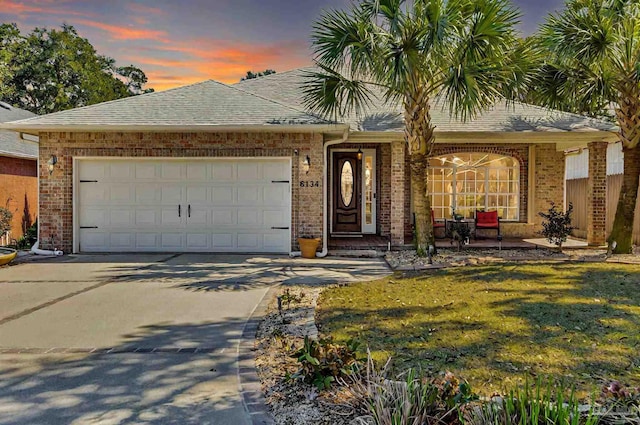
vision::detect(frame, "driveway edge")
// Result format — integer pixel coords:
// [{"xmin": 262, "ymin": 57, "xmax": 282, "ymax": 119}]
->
[{"xmin": 238, "ymin": 284, "xmax": 281, "ymax": 425}]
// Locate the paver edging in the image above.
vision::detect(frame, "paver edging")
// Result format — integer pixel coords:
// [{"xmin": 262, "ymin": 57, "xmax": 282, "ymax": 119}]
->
[{"xmin": 238, "ymin": 284, "xmax": 282, "ymax": 425}]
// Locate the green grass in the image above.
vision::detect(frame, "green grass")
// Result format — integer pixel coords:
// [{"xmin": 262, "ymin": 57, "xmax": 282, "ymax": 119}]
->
[{"xmin": 317, "ymin": 262, "xmax": 640, "ymax": 398}]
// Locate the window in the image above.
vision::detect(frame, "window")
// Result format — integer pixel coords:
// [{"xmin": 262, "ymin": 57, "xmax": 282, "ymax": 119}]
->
[{"xmin": 428, "ymin": 153, "xmax": 519, "ymax": 221}]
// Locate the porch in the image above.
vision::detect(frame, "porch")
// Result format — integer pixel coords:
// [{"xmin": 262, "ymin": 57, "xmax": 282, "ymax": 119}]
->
[{"xmin": 328, "ymin": 235, "xmax": 589, "ymax": 251}]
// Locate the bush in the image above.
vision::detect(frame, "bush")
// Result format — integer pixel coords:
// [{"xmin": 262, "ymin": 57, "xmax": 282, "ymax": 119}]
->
[
  {"xmin": 539, "ymin": 202, "xmax": 575, "ymax": 249},
  {"xmin": 15, "ymin": 219, "xmax": 37, "ymax": 249},
  {"xmin": 290, "ymin": 336, "xmax": 361, "ymax": 390}
]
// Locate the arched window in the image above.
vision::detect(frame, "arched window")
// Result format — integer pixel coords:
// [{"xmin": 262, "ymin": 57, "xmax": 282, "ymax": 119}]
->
[{"xmin": 428, "ymin": 153, "xmax": 520, "ymax": 221}]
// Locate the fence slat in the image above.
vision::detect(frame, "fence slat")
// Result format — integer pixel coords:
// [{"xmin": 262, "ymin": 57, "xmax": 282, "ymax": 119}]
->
[{"xmin": 566, "ymin": 178, "xmax": 588, "ymax": 238}]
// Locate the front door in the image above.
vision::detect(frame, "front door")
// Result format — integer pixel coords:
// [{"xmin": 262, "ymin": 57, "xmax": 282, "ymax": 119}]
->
[{"xmin": 332, "ymin": 152, "xmax": 361, "ymax": 233}]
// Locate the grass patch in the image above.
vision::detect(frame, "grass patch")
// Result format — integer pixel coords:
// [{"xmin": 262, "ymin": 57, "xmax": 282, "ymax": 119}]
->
[{"xmin": 317, "ymin": 262, "xmax": 640, "ymax": 398}]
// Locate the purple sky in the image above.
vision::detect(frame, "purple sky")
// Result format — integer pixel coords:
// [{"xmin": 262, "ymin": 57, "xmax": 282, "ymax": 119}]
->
[{"xmin": 1, "ymin": 0, "xmax": 565, "ymax": 91}]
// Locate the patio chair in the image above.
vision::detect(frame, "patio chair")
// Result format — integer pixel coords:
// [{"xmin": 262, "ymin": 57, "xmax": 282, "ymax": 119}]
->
[
  {"xmin": 432, "ymin": 209, "xmax": 446, "ymax": 239},
  {"xmin": 474, "ymin": 210, "xmax": 500, "ymax": 239}
]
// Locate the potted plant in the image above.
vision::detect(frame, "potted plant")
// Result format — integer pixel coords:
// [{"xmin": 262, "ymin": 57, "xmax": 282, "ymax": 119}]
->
[{"xmin": 298, "ymin": 224, "xmax": 320, "ymax": 259}]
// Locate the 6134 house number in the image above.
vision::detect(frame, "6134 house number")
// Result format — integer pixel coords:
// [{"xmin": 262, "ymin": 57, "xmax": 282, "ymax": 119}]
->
[{"xmin": 300, "ymin": 181, "xmax": 321, "ymax": 188}]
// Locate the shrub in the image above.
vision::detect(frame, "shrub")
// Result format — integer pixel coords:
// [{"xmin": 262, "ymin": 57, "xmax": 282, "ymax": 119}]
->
[
  {"xmin": 15, "ymin": 219, "xmax": 37, "ymax": 249},
  {"xmin": 290, "ymin": 336, "xmax": 361, "ymax": 390},
  {"xmin": 350, "ymin": 353, "xmax": 477, "ymax": 425},
  {"xmin": 539, "ymin": 202, "xmax": 575, "ymax": 249},
  {"xmin": 0, "ymin": 207, "xmax": 12, "ymax": 239},
  {"xmin": 463, "ymin": 379, "xmax": 598, "ymax": 425}
]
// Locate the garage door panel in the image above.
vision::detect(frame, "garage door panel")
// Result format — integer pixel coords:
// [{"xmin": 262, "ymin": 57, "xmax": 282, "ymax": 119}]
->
[
  {"xmin": 212, "ymin": 163, "xmax": 234, "ymax": 181},
  {"xmin": 161, "ymin": 233, "xmax": 183, "ymax": 250},
  {"xmin": 161, "ymin": 163, "xmax": 183, "ymax": 180},
  {"xmin": 238, "ymin": 210, "xmax": 260, "ymax": 226},
  {"xmin": 109, "ymin": 185, "xmax": 134, "ymax": 203},
  {"xmin": 78, "ymin": 158, "xmax": 290, "ymax": 253},
  {"xmin": 136, "ymin": 185, "xmax": 160, "ymax": 203},
  {"xmin": 186, "ymin": 186, "xmax": 208, "ymax": 203},
  {"xmin": 109, "ymin": 209, "xmax": 134, "ymax": 226},
  {"xmin": 211, "ymin": 210, "xmax": 235, "ymax": 226},
  {"xmin": 135, "ymin": 163, "xmax": 158, "ymax": 180},
  {"xmin": 237, "ymin": 187, "xmax": 261, "ymax": 205},
  {"xmin": 109, "ymin": 162, "xmax": 134, "ymax": 180},
  {"xmin": 135, "ymin": 209, "xmax": 158, "ymax": 226},
  {"xmin": 80, "ymin": 208, "xmax": 106, "ymax": 227},
  {"xmin": 136, "ymin": 233, "xmax": 159, "ymax": 249},
  {"xmin": 237, "ymin": 163, "xmax": 261, "ymax": 181},
  {"xmin": 186, "ymin": 233, "xmax": 209, "ymax": 250},
  {"xmin": 187, "ymin": 163, "xmax": 207, "ymax": 180},
  {"xmin": 237, "ymin": 233, "xmax": 259, "ymax": 249},
  {"xmin": 211, "ymin": 187, "xmax": 234, "ymax": 204},
  {"xmin": 110, "ymin": 233, "xmax": 133, "ymax": 250},
  {"xmin": 264, "ymin": 162, "xmax": 288, "ymax": 180},
  {"xmin": 263, "ymin": 186, "xmax": 288, "ymax": 205},
  {"xmin": 160, "ymin": 208, "xmax": 182, "ymax": 226},
  {"xmin": 212, "ymin": 233, "xmax": 234, "ymax": 249}
]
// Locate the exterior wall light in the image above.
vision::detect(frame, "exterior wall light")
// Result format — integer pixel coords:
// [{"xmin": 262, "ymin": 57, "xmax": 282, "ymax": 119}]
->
[
  {"xmin": 357, "ymin": 148, "xmax": 363, "ymax": 160},
  {"xmin": 302, "ymin": 155, "xmax": 311, "ymax": 174},
  {"xmin": 47, "ymin": 155, "xmax": 58, "ymax": 175}
]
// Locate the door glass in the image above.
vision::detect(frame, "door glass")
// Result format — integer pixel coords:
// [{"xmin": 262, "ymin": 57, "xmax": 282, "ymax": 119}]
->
[
  {"xmin": 364, "ymin": 157, "xmax": 373, "ymax": 225},
  {"xmin": 340, "ymin": 161, "xmax": 354, "ymax": 206}
]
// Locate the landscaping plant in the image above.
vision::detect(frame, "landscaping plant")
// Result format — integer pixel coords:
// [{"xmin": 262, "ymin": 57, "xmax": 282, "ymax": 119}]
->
[
  {"xmin": 290, "ymin": 336, "xmax": 362, "ymax": 391},
  {"xmin": 538, "ymin": 202, "xmax": 574, "ymax": 250},
  {"xmin": 463, "ymin": 379, "xmax": 598, "ymax": 425}
]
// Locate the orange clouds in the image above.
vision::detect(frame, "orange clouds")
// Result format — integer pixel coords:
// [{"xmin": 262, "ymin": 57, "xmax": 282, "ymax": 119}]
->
[
  {"xmin": 132, "ymin": 38, "xmax": 311, "ymax": 89},
  {"xmin": 75, "ymin": 19, "xmax": 168, "ymax": 41},
  {"xmin": 1, "ymin": 0, "xmax": 86, "ymax": 16}
]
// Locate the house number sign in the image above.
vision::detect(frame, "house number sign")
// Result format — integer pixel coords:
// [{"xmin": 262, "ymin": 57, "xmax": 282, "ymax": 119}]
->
[{"xmin": 300, "ymin": 180, "xmax": 321, "ymax": 188}]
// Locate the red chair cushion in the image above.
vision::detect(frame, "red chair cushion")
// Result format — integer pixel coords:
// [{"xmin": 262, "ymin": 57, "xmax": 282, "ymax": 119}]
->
[{"xmin": 476, "ymin": 211, "xmax": 499, "ymax": 227}]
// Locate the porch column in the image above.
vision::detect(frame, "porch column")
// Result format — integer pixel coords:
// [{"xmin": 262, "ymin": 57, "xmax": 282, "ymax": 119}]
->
[
  {"xmin": 587, "ymin": 141, "xmax": 608, "ymax": 246},
  {"xmin": 390, "ymin": 140, "xmax": 405, "ymax": 246}
]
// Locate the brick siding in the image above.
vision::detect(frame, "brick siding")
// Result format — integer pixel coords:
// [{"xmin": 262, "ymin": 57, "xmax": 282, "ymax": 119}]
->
[
  {"xmin": 587, "ymin": 141, "xmax": 607, "ymax": 245},
  {"xmin": 0, "ymin": 156, "xmax": 37, "ymax": 241},
  {"xmin": 38, "ymin": 132, "xmax": 324, "ymax": 253}
]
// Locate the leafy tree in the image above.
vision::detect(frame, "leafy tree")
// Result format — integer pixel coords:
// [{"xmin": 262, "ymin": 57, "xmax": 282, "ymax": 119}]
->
[
  {"xmin": 0, "ymin": 23, "xmax": 153, "ymax": 114},
  {"xmin": 303, "ymin": 0, "xmax": 528, "ymax": 255},
  {"xmin": 533, "ymin": 0, "xmax": 640, "ymax": 254},
  {"xmin": 241, "ymin": 69, "xmax": 276, "ymax": 81}
]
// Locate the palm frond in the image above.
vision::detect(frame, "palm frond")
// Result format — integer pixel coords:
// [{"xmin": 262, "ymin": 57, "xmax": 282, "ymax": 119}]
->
[{"xmin": 302, "ymin": 63, "xmax": 375, "ymax": 122}]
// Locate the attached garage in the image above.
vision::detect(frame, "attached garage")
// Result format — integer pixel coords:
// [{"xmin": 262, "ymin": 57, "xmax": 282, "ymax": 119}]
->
[{"xmin": 75, "ymin": 158, "xmax": 292, "ymax": 253}]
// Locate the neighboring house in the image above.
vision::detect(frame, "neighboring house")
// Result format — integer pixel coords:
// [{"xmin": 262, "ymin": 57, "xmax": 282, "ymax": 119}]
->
[
  {"xmin": 0, "ymin": 102, "xmax": 37, "ymax": 245},
  {"xmin": 566, "ymin": 143, "xmax": 640, "ymax": 244},
  {"xmin": 0, "ymin": 69, "xmax": 617, "ymax": 254}
]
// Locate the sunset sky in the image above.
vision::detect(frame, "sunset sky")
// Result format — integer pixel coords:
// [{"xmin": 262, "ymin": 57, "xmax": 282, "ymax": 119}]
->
[{"xmin": 1, "ymin": 0, "xmax": 565, "ymax": 91}]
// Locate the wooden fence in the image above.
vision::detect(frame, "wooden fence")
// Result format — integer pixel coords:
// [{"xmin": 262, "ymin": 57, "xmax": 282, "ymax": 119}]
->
[{"xmin": 566, "ymin": 176, "xmax": 640, "ymax": 244}]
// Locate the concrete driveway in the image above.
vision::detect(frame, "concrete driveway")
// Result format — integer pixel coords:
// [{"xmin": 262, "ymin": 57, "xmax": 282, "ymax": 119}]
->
[{"xmin": 0, "ymin": 254, "xmax": 390, "ymax": 425}]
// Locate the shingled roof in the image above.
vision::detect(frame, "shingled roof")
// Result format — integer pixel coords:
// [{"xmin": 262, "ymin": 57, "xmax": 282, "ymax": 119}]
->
[
  {"xmin": 236, "ymin": 68, "xmax": 617, "ymax": 133},
  {"xmin": 1, "ymin": 68, "xmax": 617, "ymax": 135},
  {"xmin": 0, "ymin": 102, "xmax": 37, "ymax": 159},
  {"xmin": 0, "ymin": 80, "xmax": 332, "ymax": 133}
]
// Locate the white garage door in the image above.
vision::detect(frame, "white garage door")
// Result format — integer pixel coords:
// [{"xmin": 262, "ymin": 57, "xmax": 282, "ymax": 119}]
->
[{"xmin": 76, "ymin": 158, "xmax": 291, "ymax": 253}]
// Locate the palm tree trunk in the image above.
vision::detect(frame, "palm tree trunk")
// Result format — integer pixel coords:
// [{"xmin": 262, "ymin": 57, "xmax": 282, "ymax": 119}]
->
[
  {"xmin": 609, "ymin": 88, "xmax": 640, "ymax": 254},
  {"xmin": 405, "ymin": 87, "xmax": 435, "ymax": 256},
  {"xmin": 608, "ymin": 146, "xmax": 640, "ymax": 253}
]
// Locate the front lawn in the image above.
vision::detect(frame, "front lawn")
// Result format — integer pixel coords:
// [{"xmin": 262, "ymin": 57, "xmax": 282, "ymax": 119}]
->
[{"xmin": 317, "ymin": 262, "xmax": 640, "ymax": 398}]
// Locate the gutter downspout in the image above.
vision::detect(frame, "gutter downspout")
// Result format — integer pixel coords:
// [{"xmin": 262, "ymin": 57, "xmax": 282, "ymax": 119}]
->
[{"xmin": 290, "ymin": 129, "xmax": 349, "ymax": 258}]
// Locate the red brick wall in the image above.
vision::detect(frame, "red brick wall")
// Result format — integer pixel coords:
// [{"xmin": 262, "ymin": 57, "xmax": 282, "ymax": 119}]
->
[
  {"xmin": 0, "ymin": 156, "xmax": 38, "ymax": 241},
  {"xmin": 534, "ymin": 144, "xmax": 565, "ymax": 228},
  {"xmin": 586, "ymin": 142, "xmax": 607, "ymax": 245},
  {"xmin": 38, "ymin": 132, "xmax": 324, "ymax": 253}
]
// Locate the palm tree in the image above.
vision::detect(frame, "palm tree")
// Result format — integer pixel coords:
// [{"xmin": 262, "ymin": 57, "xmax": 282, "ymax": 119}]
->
[
  {"xmin": 533, "ymin": 0, "xmax": 640, "ymax": 254},
  {"xmin": 303, "ymin": 0, "xmax": 527, "ymax": 255}
]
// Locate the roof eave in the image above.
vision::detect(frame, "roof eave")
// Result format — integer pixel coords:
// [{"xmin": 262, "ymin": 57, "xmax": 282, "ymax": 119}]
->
[{"xmin": 0, "ymin": 123, "xmax": 349, "ymax": 136}]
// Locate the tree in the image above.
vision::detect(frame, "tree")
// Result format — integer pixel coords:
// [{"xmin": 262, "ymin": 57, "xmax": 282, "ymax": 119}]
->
[
  {"xmin": 241, "ymin": 69, "xmax": 276, "ymax": 81},
  {"xmin": 303, "ymin": 0, "xmax": 528, "ymax": 255},
  {"xmin": 533, "ymin": 0, "xmax": 640, "ymax": 254},
  {"xmin": 0, "ymin": 23, "xmax": 153, "ymax": 114}
]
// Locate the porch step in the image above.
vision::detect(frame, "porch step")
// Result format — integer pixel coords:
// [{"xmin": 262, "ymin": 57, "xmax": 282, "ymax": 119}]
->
[{"xmin": 330, "ymin": 233, "xmax": 364, "ymax": 238}]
